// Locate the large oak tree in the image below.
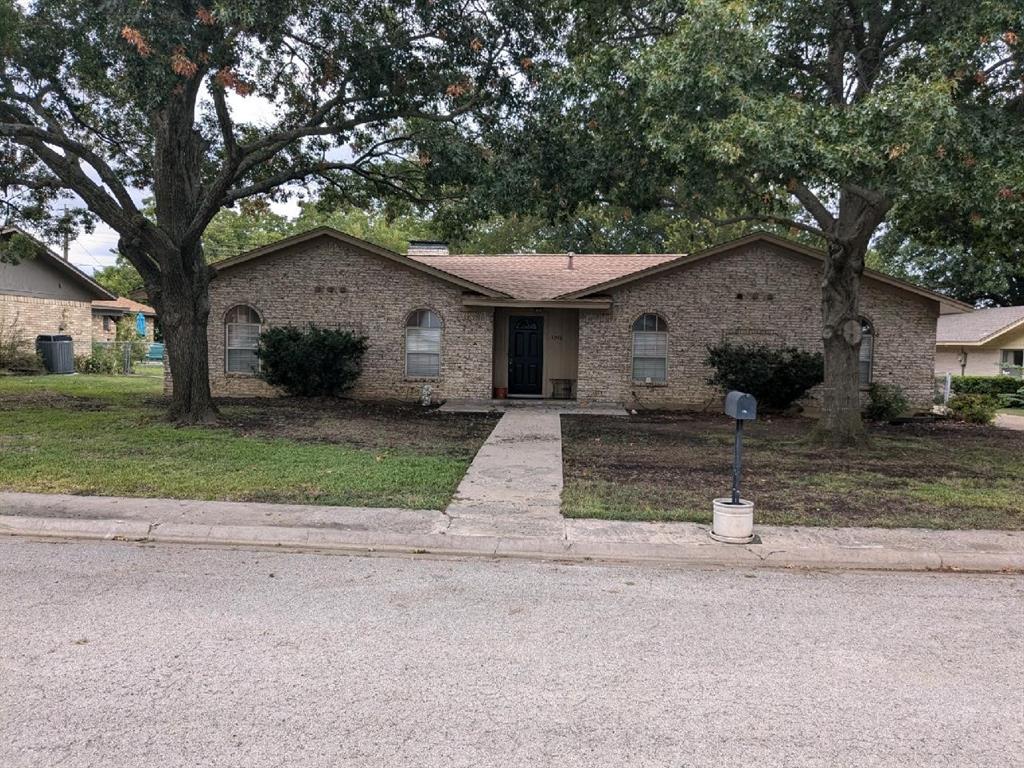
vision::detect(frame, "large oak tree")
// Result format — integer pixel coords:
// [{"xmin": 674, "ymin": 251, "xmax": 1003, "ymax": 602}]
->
[
  {"xmin": 457, "ymin": 0, "xmax": 1022, "ymax": 445},
  {"xmin": 0, "ymin": 0, "xmax": 542, "ymax": 422}
]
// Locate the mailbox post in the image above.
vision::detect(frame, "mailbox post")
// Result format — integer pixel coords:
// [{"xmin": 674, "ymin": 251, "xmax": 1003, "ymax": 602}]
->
[{"xmin": 711, "ymin": 391, "xmax": 757, "ymax": 543}]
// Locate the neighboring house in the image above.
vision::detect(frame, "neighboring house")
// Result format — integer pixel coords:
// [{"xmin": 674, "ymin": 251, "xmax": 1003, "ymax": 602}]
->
[
  {"xmin": 0, "ymin": 227, "xmax": 114, "ymax": 354},
  {"xmin": 936, "ymin": 306, "xmax": 1024, "ymax": 378},
  {"xmin": 172, "ymin": 227, "xmax": 967, "ymax": 410},
  {"xmin": 92, "ymin": 297, "xmax": 158, "ymax": 343}
]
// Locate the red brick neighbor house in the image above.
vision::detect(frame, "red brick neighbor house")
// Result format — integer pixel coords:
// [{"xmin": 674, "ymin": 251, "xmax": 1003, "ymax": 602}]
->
[
  {"xmin": 180, "ymin": 227, "xmax": 968, "ymax": 410},
  {"xmin": 0, "ymin": 227, "xmax": 114, "ymax": 356}
]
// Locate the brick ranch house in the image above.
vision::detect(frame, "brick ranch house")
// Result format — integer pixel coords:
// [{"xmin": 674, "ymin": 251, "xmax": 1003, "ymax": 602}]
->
[
  {"xmin": 173, "ymin": 227, "xmax": 968, "ymax": 410},
  {"xmin": 0, "ymin": 227, "xmax": 114, "ymax": 355}
]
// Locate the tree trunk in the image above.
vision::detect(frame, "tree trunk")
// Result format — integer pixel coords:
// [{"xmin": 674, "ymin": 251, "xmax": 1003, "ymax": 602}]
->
[
  {"xmin": 817, "ymin": 238, "xmax": 867, "ymax": 446},
  {"xmin": 147, "ymin": 259, "xmax": 217, "ymax": 426},
  {"xmin": 146, "ymin": 90, "xmax": 218, "ymax": 425},
  {"xmin": 814, "ymin": 189, "xmax": 888, "ymax": 447}
]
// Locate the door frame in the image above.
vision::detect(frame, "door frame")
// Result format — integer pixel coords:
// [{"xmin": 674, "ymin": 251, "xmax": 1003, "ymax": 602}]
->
[{"xmin": 507, "ymin": 315, "xmax": 544, "ymax": 396}]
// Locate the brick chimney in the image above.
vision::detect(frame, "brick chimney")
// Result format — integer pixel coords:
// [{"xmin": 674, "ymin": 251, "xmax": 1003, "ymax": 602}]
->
[
  {"xmin": 566, "ymin": 251, "xmax": 575, "ymax": 270},
  {"xmin": 407, "ymin": 240, "xmax": 449, "ymax": 256}
]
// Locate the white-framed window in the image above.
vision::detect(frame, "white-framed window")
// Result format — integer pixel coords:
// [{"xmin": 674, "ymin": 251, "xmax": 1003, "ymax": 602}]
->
[
  {"xmin": 859, "ymin": 318, "xmax": 874, "ymax": 387},
  {"xmin": 406, "ymin": 309, "xmax": 442, "ymax": 378},
  {"xmin": 225, "ymin": 304, "xmax": 261, "ymax": 374},
  {"xmin": 1000, "ymin": 349, "xmax": 1023, "ymax": 377},
  {"xmin": 632, "ymin": 313, "xmax": 668, "ymax": 384}
]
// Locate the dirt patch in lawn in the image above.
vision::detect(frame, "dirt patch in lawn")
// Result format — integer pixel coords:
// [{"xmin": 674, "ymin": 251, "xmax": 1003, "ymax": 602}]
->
[
  {"xmin": 218, "ymin": 397, "xmax": 499, "ymax": 459},
  {"xmin": 0, "ymin": 390, "xmax": 111, "ymax": 411},
  {"xmin": 561, "ymin": 412, "xmax": 1024, "ymax": 529}
]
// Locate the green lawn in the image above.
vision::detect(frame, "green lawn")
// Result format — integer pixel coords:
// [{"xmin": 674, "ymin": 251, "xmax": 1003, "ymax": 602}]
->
[
  {"xmin": 1000, "ymin": 408, "xmax": 1024, "ymax": 417},
  {"xmin": 0, "ymin": 371, "xmax": 492, "ymax": 509},
  {"xmin": 562, "ymin": 413, "xmax": 1024, "ymax": 529}
]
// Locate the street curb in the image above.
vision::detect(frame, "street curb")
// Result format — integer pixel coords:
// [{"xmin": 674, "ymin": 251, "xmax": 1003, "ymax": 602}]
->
[{"xmin": 2, "ymin": 514, "xmax": 1022, "ymax": 573}]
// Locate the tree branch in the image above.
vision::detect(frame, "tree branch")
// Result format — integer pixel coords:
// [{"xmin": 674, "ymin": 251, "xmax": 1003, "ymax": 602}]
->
[
  {"xmin": 710, "ymin": 214, "xmax": 827, "ymax": 240},
  {"xmin": 788, "ymin": 180, "xmax": 837, "ymax": 233},
  {"xmin": 0, "ymin": 119, "xmax": 138, "ymax": 214}
]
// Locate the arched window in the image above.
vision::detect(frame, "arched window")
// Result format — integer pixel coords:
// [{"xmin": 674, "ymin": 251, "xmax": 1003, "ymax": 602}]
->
[
  {"xmin": 406, "ymin": 309, "xmax": 442, "ymax": 378},
  {"xmin": 632, "ymin": 313, "xmax": 668, "ymax": 384},
  {"xmin": 859, "ymin": 318, "xmax": 874, "ymax": 386},
  {"xmin": 225, "ymin": 305, "xmax": 261, "ymax": 374}
]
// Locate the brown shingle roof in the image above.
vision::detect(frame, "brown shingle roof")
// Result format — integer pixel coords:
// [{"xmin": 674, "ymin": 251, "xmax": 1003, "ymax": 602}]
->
[
  {"xmin": 92, "ymin": 297, "xmax": 157, "ymax": 316},
  {"xmin": 937, "ymin": 305, "xmax": 1024, "ymax": 344},
  {"xmin": 407, "ymin": 253, "xmax": 680, "ymax": 300}
]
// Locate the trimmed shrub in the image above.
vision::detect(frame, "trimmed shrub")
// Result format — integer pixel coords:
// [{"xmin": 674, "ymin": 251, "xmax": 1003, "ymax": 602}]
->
[
  {"xmin": 951, "ymin": 376, "xmax": 1021, "ymax": 396},
  {"xmin": 998, "ymin": 386, "xmax": 1024, "ymax": 409},
  {"xmin": 75, "ymin": 348, "xmax": 119, "ymax": 375},
  {"xmin": 864, "ymin": 383, "xmax": 909, "ymax": 421},
  {"xmin": 948, "ymin": 393, "xmax": 999, "ymax": 425},
  {"xmin": 259, "ymin": 325, "xmax": 368, "ymax": 397},
  {"xmin": 705, "ymin": 342, "xmax": 824, "ymax": 411}
]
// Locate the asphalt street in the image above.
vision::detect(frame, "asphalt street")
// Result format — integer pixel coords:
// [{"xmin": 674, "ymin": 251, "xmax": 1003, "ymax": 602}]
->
[{"xmin": 0, "ymin": 538, "xmax": 1021, "ymax": 768}]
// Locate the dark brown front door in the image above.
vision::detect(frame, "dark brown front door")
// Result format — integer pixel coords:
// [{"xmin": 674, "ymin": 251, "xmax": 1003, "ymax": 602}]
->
[{"xmin": 508, "ymin": 316, "xmax": 543, "ymax": 395}]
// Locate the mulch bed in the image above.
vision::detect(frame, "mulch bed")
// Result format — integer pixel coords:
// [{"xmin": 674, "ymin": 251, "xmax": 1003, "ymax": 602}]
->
[{"xmin": 561, "ymin": 411, "xmax": 1024, "ymax": 528}]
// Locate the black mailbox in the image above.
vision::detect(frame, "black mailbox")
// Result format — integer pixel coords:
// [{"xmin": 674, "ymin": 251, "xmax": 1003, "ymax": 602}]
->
[{"xmin": 724, "ymin": 391, "xmax": 757, "ymax": 420}]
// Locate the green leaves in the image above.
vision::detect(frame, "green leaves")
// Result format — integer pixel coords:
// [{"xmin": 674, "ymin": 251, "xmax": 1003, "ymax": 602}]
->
[{"xmin": 0, "ymin": 232, "xmax": 38, "ymax": 265}]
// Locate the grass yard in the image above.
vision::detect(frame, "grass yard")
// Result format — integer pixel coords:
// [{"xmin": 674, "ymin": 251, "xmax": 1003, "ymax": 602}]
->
[
  {"xmin": 0, "ymin": 371, "xmax": 496, "ymax": 509},
  {"xmin": 1000, "ymin": 408, "xmax": 1024, "ymax": 418},
  {"xmin": 561, "ymin": 413, "xmax": 1024, "ymax": 529}
]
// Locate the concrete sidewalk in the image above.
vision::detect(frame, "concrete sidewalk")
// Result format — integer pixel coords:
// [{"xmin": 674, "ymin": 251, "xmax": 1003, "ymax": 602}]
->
[
  {"xmin": 996, "ymin": 412, "xmax": 1024, "ymax": 431},
  {"xmin": 1, "ymin": 492, "xmax": 1021, "ymax": 573}
]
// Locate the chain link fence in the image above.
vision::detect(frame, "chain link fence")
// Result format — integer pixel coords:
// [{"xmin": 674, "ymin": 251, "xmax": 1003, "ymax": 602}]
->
[{"xmin": 83, "ymin": 340, "xmax": 163, "ymax": 375}]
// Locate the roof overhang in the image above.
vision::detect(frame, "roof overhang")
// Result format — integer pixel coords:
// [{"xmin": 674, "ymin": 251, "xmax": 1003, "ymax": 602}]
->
[
  {"xmin": 556, "ymin": 231, "xmax": 974, "ymax": 314},
  {"xmin": 462, "ymin": 296, "xmax": 613, "ymax": 310},
  {"xmin": 91, "ymin": 305, "xmax": 156, "ymax": 317},
  {"xmin": 1, "ymin": 226, "xmax": 115, "ymax": 301},
  {"xmin": 212, "ymin": 226, "xmax": 509, "ymax": 299}
]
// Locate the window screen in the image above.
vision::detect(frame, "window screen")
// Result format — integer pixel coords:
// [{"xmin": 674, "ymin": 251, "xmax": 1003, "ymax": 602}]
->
[
  {"xmin": 632, "ymin": 314, "xmax": 668, "ymax": 383},
  {"xmin": 406, "ymin": 310, "xmax": 442, "ymax": 378}
]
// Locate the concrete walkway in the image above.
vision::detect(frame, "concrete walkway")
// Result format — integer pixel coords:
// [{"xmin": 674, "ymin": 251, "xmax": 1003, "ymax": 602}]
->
[
  {"xmin": 441, "ymin": 410, "xmax": 566, "ymax": 538},
  {"xmin": 995, "ymin": 412, "xmax": 1024, "ymax": 431},
  {"xmin": 1, "ymin": 492, "xmax": 1022, "ymax": 573}
]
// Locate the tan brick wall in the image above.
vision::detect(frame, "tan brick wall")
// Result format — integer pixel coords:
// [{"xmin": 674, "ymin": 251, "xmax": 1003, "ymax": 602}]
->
[
  {"xmin": 92, "ymin": 313, "xmax": 116, "ymax": 343},
  {"xmin": 0, "ymin": 293, "xmax": 93, "ymax": 354},
  {"xmin": 185, "ymin": 236, "xmax": 494, "ymax": 401},
  {"xmin": 576, "ymin": 242, "xmax": 938, "ymax": 410}
]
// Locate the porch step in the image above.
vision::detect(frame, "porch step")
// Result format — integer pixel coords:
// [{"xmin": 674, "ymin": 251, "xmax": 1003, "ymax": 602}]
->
[{"xmin": 438, "ymin": 399, "xmax": 628, "ymax": 416}]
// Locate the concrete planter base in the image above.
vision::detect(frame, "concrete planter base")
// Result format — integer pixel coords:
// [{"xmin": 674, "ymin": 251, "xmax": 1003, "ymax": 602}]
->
[{"xmin": 710, "ymin": 498, "xmax": 755, "ymax": 544}]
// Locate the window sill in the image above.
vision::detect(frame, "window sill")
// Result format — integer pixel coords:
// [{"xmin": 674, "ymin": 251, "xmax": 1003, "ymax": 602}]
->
[
  {"xmin": 632, "ymin": 380, "xmax": 668, "ymax": 388},
  {"xmin": 405, "ymin": 377, "xmax": 441, "ymax": 383},
  {"xmin": 225, "ymin": 371, "xmax": 260, "ymax": 378}
]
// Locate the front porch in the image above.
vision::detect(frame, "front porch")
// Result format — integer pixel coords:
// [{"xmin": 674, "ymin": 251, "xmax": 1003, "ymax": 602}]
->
[{"xmin": 490, "ymin": 307, "xmax": 582, "ymax": 400}]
